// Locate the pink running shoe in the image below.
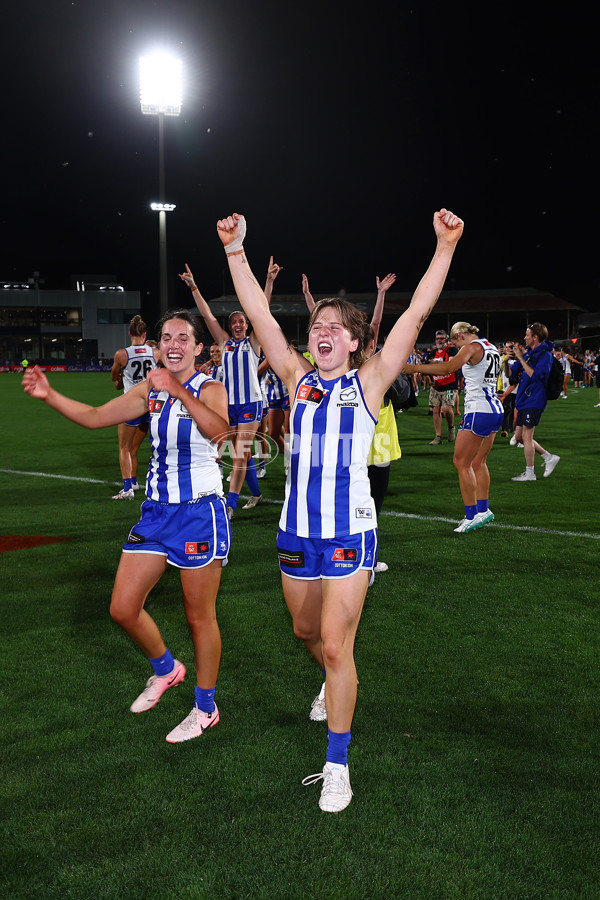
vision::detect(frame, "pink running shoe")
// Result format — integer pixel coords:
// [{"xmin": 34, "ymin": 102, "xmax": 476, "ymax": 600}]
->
[
  {"xmin": 129, "ymin": 660, "xmax": 186, "ymax": 714},
  {"xmin": 165, "ymin": 704, "xmax": 220, "ymax": 743}
]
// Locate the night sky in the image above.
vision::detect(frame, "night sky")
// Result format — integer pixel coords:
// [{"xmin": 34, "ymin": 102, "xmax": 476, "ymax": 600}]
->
[{"xmin": 2, "ymin": 1, "xmax": 597, "ymax": 326}]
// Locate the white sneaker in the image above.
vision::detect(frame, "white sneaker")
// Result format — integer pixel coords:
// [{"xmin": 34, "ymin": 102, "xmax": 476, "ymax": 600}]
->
[
  {"xmin": 112, "ymin": 488, "xmax": 135, "ymax": 500},
  {"xmin": 511, "ymin": 470, "xmax": 536, "ymax": 482},
  {"xmin": 165, "ymin": 704, "xmax": 220, "ymax": 743},
  {"xmin": 130, "ymin": 660, "xmax": 186, "ymax": 713},
  {"xmin": 257, "ymin": 467, "xmax": 266, "ymax": 479},
  {"xmin": 226, "ymin": 473, "xmax": 232, "ymax": 483},
  {"xmin": 131, "ymin": 483, "xmax": 143, "ymax": 491},
  {"xmin": 595, "ymin": 403, "xmax": 600, "ymax": 408},
  {"xmin": 227, "ymin": 506, "xmax": 235, "ymax": 521},
  {"xmin": 475, "ymin": 509, "xmax": 495, "ymax": 526},
  {"xmin": 309, "ymin": 682, "xmax": 327, "ymax": 721},
  {"xmin": 543, "ymin": 454, "xmax": 560, "ymax": 478},
  {"xmin": 242, "ymin": 494, "xmax": 263, "ymax": 509},
  {"xmin": 374, "ymin": 561, "xmax": 389, "ymax": 573},
  {"xmin": 509, "ymin": 434, "xmax": 518, "ymax": 446},
  {"xmin": 302, "ymin": 762, "xmax": 353, "ymax": 813},
  {"xmin": 453, "ymin": 517, "xmax": 484, "ymax": 534}
]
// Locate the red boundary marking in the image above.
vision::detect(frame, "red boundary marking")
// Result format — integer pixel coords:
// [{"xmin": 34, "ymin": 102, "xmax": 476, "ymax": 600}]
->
[{"xmin": 0, "ymin": 535, "xmax": 73, "ymax": 554}]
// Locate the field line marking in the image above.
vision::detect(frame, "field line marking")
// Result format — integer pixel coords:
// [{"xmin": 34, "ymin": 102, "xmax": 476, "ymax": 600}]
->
[
  {"xmin": 3, "ymin": 468, "xmax": 599, "ymax": 541},
  {"xmin": 0, "ymin": 468, "xmax": 120, "ymax": 486}
]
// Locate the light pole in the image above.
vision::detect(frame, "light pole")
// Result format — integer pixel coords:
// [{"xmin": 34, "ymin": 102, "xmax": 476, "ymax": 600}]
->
[{"xmin": 139, "ymin": 53, "xmax": 182, "ymax": 316}]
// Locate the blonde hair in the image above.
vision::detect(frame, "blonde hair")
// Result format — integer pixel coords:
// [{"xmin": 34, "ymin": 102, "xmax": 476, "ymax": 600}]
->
[
  {"xmin": 129, "ymin": 314, "xmax": 148, "ymax": 338},
  {"xmin": 450, "ymin": 321, "xmax": 479, "ymax": 340}
]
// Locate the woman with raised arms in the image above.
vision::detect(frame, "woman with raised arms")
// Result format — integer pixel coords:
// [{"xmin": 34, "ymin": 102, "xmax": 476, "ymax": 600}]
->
[
  {"xmin": 404, "ymin": 321, "xmax": 503, "ymax": 533},
  {"xmin": 216, "ymin": 209, "xmax": 464, "ymax": 813},
  {"xmin": 23, "ymin": 309, "xmax": 230, "ymax": 744},
  {"xmin": 179, "ymin": 257, "xmax": 281, "ymax": 518}
]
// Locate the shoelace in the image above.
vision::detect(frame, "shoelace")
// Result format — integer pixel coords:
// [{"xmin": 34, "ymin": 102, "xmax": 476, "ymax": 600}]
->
[
  {"xmin": 302, "ymin": 767, "xmax": 351, "ymax": 798},
  {"xmin": 302, "ymin": 771, "xmax": 326, "ymax": 787}
]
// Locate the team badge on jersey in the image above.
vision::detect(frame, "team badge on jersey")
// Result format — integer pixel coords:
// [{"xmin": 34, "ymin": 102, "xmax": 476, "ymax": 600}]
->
[{"xmin": 297, "ymin": 384, "xmax": 324, "ymax": 404}]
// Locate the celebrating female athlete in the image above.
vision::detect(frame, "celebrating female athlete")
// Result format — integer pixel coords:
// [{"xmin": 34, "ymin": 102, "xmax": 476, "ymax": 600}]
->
[
  {"xmin": 216, "ymin": 209, "xmax": 463, "ymax": 812},
  {"xmin": 23, "ymin": 309, "xmax": 230, "ymax": 743}
]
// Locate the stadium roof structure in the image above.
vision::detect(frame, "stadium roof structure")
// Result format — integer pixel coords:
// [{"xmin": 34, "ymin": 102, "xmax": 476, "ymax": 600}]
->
[
  {"xmin": 203, "ymin": 287, "xmax": 585, "ymax": 318},
  {"xmin": 195, "ymin": 287, "xmax": 588, "ymax": 345}
]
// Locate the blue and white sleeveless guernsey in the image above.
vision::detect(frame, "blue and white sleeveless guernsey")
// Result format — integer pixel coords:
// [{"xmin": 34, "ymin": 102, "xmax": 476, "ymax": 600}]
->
[
  {"xmin": 266, "ymin": 367, "xmax": 289, "ymax": 404},
  {"xmin": 222, "ymin": 337, "xmax": 262, "ymax": 405},
  {"xmin": 463, "ymin": 338, "xmax": 504, "ymax": 415},
  {"xmin": 122, "ymin": 344, "xmax": 156, "ymax": 392},
  {"xmin": 146, "ymin": 372, "xmax": 223, "ymax": 503},
  {"xmin": 208, "ymin": 364, "xmax": 224, "ymax": 383},
  {"xmin": 280, "ymin": 369, "xmax": 377, "ymax": 539}
]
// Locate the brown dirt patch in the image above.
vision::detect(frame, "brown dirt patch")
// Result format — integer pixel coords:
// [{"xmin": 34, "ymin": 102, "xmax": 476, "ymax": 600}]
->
[{"xmin": 0, "ymin": 535, "xmax": 73, "ymax": 554}]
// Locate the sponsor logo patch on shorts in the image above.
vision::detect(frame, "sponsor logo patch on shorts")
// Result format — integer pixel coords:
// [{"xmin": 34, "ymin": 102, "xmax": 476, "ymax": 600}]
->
[
  {"xmin": 186, "ymin": 541, "xmax": 210, "ymax": 555},
  {"xmin": 277, "ymin": 548, "xmax": 305, "ymax": 568},
  {"xmin": 331, "ymin": 547, "xmax": 358, "ymax": 562},
  {"xmin": 127, "ymin": 531, "xmax": 146, "ymax": 544}
]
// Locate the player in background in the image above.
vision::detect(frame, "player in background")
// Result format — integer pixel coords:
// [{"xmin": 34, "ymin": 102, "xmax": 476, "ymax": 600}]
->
[
  {"xmin": 110, "ymin": 315, "xmax": 158, "ymax": 499},
  {"xmin": 179, "ymin": 258, "xmax": 281, "ymax": 518},
  {"xmin": 405, "ymin": 322, "xmax": 503, "ymax": 533}
]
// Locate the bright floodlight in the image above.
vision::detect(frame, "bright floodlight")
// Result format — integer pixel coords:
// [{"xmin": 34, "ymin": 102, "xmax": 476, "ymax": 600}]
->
[
  {"xmin": 151, "ymin": 202, "xmax": 176, "ymax": 211},
  {"xmin": 139, "ymin": 54, "xmax": 183, "ymax": 116}
]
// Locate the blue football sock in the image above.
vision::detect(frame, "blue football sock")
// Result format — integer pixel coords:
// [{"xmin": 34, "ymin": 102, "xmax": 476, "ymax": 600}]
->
[
  {"xmin": 123, "ymin": 478, "xmax": 133, "ymax": 493},
  {"xmin": 149, "ymin": 648, "xmax": 175, "ymax": 677},
  {"xmin": 227, "ymin": 491, "xmax": 240, "ymax": 511},
  {"xmin": 464, "ymin": 504, "xmax": 477, "ymax": 521},
  {"xmin": 194, "ymin": 685, "xmax": 216, "ymax": 714},
  {"xmin": 326, "ymin": 729, "xmax": 351, "ymax": 766},
  {"xmin": 476, "ymin": 499, "xmax": 489, "ymax": 513},
  {"xmin": 244, "ymin": 458, "xmax": 260, "ymax": 496},
  {"xmin": 131, "ymin": 477, "xmax": 138, "ymax": 487}
]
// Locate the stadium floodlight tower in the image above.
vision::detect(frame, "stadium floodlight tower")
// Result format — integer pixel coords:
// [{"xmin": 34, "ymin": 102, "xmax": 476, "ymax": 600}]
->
[{"xmin": 139, "ymin": 52, "xmax": 183, "ymax": 315}]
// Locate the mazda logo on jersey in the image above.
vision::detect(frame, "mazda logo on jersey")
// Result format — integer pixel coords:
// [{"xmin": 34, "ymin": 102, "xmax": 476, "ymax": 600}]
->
[{"xmin": 339, "ymin": 387, "xmax": 357, "ymax": 402}]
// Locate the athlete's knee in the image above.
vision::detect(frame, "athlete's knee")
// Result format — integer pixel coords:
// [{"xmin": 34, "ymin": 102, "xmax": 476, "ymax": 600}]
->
[
  {"xmin": 184, "ymin": 608, "xmax": 217, "ymax": 637},
  {"xmin": 321, "ymin": 635, "xmax": 349, "ymax": 671},
  {"xmin": 293, "ymin": 618, "xmax": 320, "ymax": 645},
  {"xmin": 110, "ymin": 593, "xmax": 140, "ymax": 629}
]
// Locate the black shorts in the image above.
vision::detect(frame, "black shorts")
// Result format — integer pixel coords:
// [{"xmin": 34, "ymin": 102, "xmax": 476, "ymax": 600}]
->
[{"xmin": 516, "ymin": 408, "xmax": 544, "ymax": 428}]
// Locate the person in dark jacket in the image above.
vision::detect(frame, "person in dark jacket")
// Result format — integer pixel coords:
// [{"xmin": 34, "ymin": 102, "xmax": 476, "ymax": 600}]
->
[{"xmin": 508, "ymin": 322, "xmax": 560, "ymax": 482}]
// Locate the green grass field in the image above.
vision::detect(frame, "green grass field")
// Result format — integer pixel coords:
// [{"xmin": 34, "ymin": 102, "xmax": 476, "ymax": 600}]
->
[{"xmin": 1, "ymin": 373, "xmax": 599, "ymax": 899}]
